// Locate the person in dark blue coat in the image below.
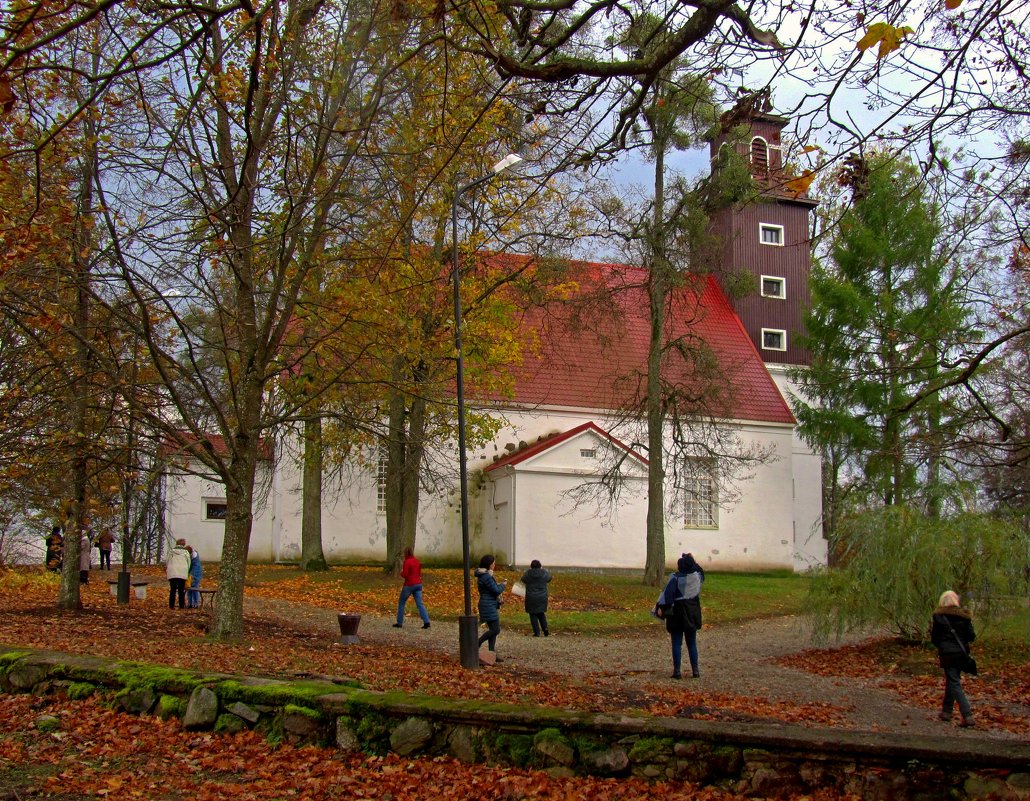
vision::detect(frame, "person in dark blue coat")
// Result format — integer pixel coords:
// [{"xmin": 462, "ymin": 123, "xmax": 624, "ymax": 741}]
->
[
  {"xmin": 655, "ymin": 553, "xmax": 704, "ymax": 679},
  {"xmin": 475, "ymin": 554, "xmax": 507, "ymax": 661},
  {"xmin": 520, "ymin": 559, "xmax": 552, "ymax": 636}
]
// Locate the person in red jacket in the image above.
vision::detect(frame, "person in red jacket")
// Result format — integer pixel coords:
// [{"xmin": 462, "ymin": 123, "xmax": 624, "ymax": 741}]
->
[{"xmin": 393, "ymin": 547, "xmax": 431, "ymax": 629}]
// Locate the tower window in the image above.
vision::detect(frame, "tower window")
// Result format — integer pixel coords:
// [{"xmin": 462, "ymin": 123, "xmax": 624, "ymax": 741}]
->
[
  {"xmin": 759, "ymin": 224, "xmax": 784, "ymax": 246},
  {"xmin": 760, "ymin": 276, "xmax": 786, "ymax": 299},
  {"xmin": 762, "ymin": 328, "xmax": 787, "ymax": 351},
  {"xmin": 750, "ymin": 136, "xmax": 769, "ymax": 175}
]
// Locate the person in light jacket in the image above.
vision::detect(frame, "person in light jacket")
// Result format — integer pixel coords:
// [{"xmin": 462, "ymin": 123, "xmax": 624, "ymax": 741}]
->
[
  {"xmin": 655, "ymin": 553, "xmax": 704, "ymax": 679},
  {"xmin": 520, "ymin": 559, "xmax": 552, "ymax": 637},
  {"xmin": 475, "ymin": 555, "xmax": 507, "ymax": 661},
  {"xmin": 930, "ymin": 590, "xmax": 976, "ymax": 727},
  {"xmin": 79, "ymin": 533, "xmax": 92, "ymax": 584},
  {"xmin": 165, "ymin": 538, "xmax": 191, "ymax": 609}
]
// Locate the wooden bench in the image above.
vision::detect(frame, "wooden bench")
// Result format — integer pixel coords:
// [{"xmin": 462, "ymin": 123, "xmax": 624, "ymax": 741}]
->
[{"xmin": 191, "ymin": 587, "xmax": 217, "ymax": 609}]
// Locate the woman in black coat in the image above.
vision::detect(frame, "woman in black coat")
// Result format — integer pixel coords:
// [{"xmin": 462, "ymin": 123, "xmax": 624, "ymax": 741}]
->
[
  {"xmin": 655, "ymin": 553, "xmax": 704, "ymax": 679},
  {"xmin": 475, "ymin": 555, "xmax": 507, "ymax": 659},
  {"xmin": 520, "ymin": 559, "xmax": 552, "ymax": 636},
  {"xmin": 930, "ymin": 590, "xmax": 976, "ymax": 727}
]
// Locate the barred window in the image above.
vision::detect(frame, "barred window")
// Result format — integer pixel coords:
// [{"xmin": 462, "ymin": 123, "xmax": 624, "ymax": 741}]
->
[
  {"xmin": 684, "ymin": 463, "xmax": 717, "ymax": 528},
  {"xmin": 377, "ymin": 443, "xmax": 388, "ymax": 513}
]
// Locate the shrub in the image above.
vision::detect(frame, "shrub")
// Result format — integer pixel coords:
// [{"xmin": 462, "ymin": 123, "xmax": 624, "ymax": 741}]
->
[{"xmin": 808, "ymin": 507, "xmax": 1027, "ymax": 642}]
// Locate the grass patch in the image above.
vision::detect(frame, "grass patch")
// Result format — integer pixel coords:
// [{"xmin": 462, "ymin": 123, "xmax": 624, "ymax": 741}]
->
[
  {"xmin": 237, "ymin": 565, "xmax": 812, "ymax": 636},
  {"xmin": 514, "ymin": 570, "xmax": 811, "ymax": 635},
  {"xmin": 978, "ymin": 605, "xmax": 1030, "ymax": 661}
]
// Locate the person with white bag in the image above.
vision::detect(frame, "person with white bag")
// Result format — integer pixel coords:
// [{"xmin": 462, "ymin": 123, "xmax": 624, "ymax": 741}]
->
[{"xmin": 519, "ymin": 559, "xmax": 552, "ymax": 637}]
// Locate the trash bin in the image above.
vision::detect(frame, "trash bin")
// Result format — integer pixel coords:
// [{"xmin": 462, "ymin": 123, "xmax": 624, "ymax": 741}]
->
[{"xmin": 338, "ymin": 614, "xmax": 361, "ymax": 645}]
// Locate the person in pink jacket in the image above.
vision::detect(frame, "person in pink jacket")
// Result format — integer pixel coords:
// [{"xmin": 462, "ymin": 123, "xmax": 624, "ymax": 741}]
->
[{"xmin": 393, "ymin": 547, "xmax": 431, "ymax": 629}]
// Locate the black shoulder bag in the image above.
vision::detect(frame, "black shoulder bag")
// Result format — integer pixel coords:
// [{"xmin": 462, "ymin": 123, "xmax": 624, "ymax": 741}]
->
[{"xmin": 943, "ymin": 617, "xmax": 978, "ymax": 676}]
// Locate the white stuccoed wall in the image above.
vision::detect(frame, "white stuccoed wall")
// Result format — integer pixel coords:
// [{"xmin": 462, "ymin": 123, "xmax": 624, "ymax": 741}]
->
[
  {"xmin": 163, "ymin": 464, "xmax": 275, "ymax": 563},
  {"xmin": 765, "ymin": 365, "xmax": 828, "ymax": 571},
  {"xmin": 163, "ymin": 402, "xmax": 822, "ymax": 573},
  {"xmin": 478, "ymin": 407, "xmax": 801, "ymax": 571}
]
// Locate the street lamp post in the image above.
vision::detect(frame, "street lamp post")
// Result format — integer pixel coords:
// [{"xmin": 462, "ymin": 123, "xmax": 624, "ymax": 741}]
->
[{"xmin": 453, "ymin": 153, "xmax": 522, "ymax": 669}]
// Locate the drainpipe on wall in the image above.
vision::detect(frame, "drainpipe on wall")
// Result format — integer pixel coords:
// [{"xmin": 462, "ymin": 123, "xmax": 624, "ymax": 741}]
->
[{"xmin": 509, "ymin": 470, "xmax": 516, "ymax": 569}]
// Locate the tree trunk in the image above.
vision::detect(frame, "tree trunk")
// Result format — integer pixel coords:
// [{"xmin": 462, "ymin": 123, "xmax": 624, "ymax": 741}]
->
[
  {"xmin": 58, "ymin": 83, "xmax": 98, "ymax": 610},
  {"xmin": 212, "ymin": 451, "xmax": 257, "ymax": 639},
  {"xmin": 300, "ymin": 415, "xmax": 328, "ymax": 571},
  {"xmin": 384, "ymin": 361, "xmax": 426, "ymax": 575},
  {"xmin": 925, "ymin": 351, "xmax": 942, "ymax": 519},
  {"xmin": 643, "ymin": 145, "xmax": 668, "ymax": 588},
  {"xmin": 400, "ymin": 391, "xmax": 426, "ymax": 556}
]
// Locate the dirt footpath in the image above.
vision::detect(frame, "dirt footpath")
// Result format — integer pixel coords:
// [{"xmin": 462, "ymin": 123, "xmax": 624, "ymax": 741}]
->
[{"xmin": 250, "ymin": 598, "xmax": 1022, "ymax": 741}]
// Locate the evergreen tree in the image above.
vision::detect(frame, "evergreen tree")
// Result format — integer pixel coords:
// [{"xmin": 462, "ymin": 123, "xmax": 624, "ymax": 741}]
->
[{"xmin": 793, "ymin": 154, "xmax": 978, "ymax": 522}]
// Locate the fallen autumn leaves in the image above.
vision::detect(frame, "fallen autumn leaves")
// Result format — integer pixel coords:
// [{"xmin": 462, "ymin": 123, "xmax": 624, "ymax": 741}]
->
[{"xmin": 1, "ymin": 567, "xmax": 1027, "ymax": 734}]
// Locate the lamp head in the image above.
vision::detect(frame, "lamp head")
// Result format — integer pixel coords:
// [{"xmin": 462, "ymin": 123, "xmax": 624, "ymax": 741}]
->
[{"xmin": 492, "ymin": 153, "xmax": 524, "ymax": 174}]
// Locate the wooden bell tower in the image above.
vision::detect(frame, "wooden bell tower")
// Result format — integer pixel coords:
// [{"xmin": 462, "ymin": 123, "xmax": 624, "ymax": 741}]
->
[{"xmin": 708, "ymin": 92, "xmax": 817, "ymax": 368}]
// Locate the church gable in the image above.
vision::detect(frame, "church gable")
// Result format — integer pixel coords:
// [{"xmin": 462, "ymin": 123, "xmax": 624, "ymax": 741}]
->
[{"xmin": 485, "ymin": 422, "xmax": 648, "ymax": 479}]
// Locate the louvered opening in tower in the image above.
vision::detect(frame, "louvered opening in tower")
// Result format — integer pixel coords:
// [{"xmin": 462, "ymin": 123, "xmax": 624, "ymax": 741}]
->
[{"xmin": 751, "ymin": 137, "xmax": 769, "ymax": 177}]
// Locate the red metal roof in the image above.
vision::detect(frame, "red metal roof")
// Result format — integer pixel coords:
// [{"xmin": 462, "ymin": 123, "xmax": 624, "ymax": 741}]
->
[
  {"xmin": 160, "ymin": 433, "xmax": 274, "ymax": 462},
  {"xmin": 479, "ymin": 257, "xmax": 794, "ymax": 425},
  {"xmin": 484, "ymin": 421, "xmax": 649, "ymax": 473}
]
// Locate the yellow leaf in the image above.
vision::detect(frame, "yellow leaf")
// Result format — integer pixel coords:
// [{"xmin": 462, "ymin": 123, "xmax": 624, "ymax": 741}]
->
[
  {"xmin": 856, "ymin": 22, "xmax": 913, "ymax": 58},
  {"xmin": 856, "ymin": 22, "xmax": 890, "ymax": 53},
  {"xmin": 785, "ymin": 170, "xmax": 816, "ymax": 195},
  {"xmin": 944, "ymin": 0, "xmax": 962, "ymax": 8}
]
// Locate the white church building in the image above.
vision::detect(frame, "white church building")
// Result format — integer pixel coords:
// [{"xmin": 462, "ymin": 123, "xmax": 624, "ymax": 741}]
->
[{"xmin": 164, "ymin": 103, "xmax": 827, "ymax": 573}]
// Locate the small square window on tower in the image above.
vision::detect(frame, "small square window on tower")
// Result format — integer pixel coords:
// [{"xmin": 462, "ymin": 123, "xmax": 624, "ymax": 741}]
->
[
  {"xmin": 761, "ymin": 328, "xmax": 787, "ymax": 351},
  {"xmin": 759, "ymin": 223, "xmax": 784, "ymax": 246},
  {"xmin": 760, "ymin": 275, "xmax": 786, "ymax": 299}
]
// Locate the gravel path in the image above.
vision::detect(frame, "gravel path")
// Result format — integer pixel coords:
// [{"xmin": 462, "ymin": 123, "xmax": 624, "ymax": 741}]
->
[{"xmin": 249, "ymin": 598, "xmax": 1019, "ymax": 741}]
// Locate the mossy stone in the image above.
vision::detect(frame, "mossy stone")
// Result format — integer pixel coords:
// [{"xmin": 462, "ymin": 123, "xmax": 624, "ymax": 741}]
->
[
  {"xmin": 215, "ymin": 713, "xmax": 247, "ymax": 734},
  {"xmin": 157, "ymin": 694, "xmax": 185, "ymax": 720},
  {"xmin": 67, "ymin": 682, "xmax": 95, "ymax": 701},
  {"xmin": 628, "ymin": 736, "xmax": 674, "ymax": 763}
]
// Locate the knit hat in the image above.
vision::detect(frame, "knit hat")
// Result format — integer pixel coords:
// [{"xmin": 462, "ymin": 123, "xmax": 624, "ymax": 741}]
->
[{"xmin": 677, "ymin": 553, "xmax": 697, "ymax": 572}]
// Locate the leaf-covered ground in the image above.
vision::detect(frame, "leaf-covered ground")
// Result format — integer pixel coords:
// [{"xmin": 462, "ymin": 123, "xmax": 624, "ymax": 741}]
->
[
  {"xmin": 777, "ymin": 638, "xmax": 1030, "ymax": 735},
  {"xmin": 0, "ymin": 694, "xmax": 868, "ymax": 801},
  {"xmin": 1, "ymin": 566, "xmax": 1026, "ymax": 739}
]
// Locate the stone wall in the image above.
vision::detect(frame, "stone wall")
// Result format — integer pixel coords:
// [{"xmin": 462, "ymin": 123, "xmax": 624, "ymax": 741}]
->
[{"xmin": 2, "ymin": 646, "xmax": 1028, "ymax": 800}]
